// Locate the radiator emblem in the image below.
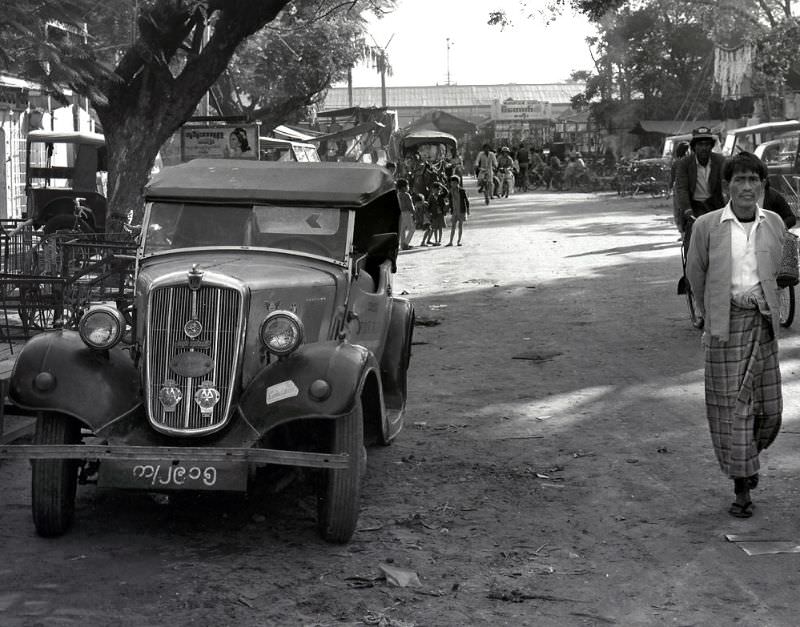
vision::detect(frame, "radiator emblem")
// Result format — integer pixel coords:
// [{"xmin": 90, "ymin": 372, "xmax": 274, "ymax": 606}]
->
[
  {"xmin": 158, "ymin": 380, "xmax": 183, "ymax": 412},
  {"xmin": 184, "ymin": 319, "xmax": 203, "ymax": 338},
  {"xmin": 194, "ymin": 381, "xmax": 221, "ymax": 416}
]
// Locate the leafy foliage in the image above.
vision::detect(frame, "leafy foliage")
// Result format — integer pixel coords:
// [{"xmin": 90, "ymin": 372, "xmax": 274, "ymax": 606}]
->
[
  {"xmin": 1, "ymin": 0, "xmax": 394, "ymax": 221},
  {"xmin": 211, "ymin": 0, "xmax": 391, "ymax": 130}
]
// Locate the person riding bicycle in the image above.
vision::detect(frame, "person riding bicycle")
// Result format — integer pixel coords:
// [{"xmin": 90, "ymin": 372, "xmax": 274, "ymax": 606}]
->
[
  {"xmin": 674, "ymin": 127, "xmax": 725, "ymax": 235},
  {"xmin": 516, "ymin": 143, "xmax": 530, "ymax": 191},
  {"xmin": 497, "ymin": 146, "xmax": 516, "ymax": 197}
]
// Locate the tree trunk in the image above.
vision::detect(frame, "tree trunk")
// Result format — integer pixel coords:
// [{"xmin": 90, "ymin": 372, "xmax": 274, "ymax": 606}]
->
[{"xmin": 91, "ymin": 0, "xmax": 293, "ymax": 227}]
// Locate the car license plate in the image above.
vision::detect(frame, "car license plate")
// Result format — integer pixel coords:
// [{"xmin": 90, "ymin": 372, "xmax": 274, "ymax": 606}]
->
[{"xmin": 99, "ymin": 460, "xmax": 248, "ymax": 491}]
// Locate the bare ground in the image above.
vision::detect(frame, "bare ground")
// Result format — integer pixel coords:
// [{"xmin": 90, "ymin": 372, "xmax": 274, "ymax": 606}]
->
[{"xmin": 3, "ymin": 183, "xmax": 800, "ymax": 626}]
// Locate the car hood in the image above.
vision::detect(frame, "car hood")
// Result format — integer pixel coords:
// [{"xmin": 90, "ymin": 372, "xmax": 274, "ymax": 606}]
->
[{"xmin": 137, "ymin": 251, "xmax": 344, "ymax": 346}]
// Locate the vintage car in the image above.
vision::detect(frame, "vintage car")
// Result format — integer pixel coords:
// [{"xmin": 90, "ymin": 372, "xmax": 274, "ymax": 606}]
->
[
  {"xmin": 721, "ymin": 120, "xmax": 800, "ymax": 156},
  {"xmin": 2, "ymin": 160, "xmax": 414, "ymax": 543},
  {"xmin": 259, "ymin": 137, "xmax": 321, "ymax": 163}
]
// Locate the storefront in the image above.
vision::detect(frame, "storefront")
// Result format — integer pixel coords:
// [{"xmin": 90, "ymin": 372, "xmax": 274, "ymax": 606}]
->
[{"xmin": 488, "ymin": 99, "xmax": 554, "ymax": 149}]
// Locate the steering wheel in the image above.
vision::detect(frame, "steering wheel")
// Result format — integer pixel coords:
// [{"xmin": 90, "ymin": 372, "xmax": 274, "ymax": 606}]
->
[{"xmin": 266, "ymin": 237, "xmax": 330, "ymax": 257}]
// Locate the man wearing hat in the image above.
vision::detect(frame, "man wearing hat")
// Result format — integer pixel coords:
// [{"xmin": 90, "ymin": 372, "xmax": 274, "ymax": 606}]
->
[{"xmin": 674, "ymin": 126, "xmax": 726, "ymax": 235}]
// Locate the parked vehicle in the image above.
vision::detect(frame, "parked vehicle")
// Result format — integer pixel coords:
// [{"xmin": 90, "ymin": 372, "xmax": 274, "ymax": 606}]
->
[
  {"xmin": 259, "ymin": 137, "xmax": 321, "ymax": 162},
  {"xmin": 398, "ymin": 129, "xmax": 458, "ymax": 163},
  {"xmin": 2, "ymin": 160, "xmax": 414, "ymax": 543},
  {"xmin": 25, "ymin": 130, "xmax": 108, "ymax": 233},
  {"xmin": 721, "ymin": 120, "xmax": 800, "ymax": 156},
  {"xmin": 397, "ymin": 129, "xmax": 459, "ymax": 196},
  {"xmin": 754, "ymin": 131, "xmax": 800, "ymax": 199}
]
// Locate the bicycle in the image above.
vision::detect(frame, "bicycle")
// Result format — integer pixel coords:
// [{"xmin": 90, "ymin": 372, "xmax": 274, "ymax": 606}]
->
[
  {"xmin": 778, "ymin": 231, "xmax": 798, "ymax": 328},
  {"xmin": 677, "ymin": 217, "xmax": 703, "ymax": 329}
]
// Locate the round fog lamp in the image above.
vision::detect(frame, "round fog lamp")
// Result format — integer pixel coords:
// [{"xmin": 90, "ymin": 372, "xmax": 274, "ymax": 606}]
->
[
  {"xmin": 78, "ymin": 306, "xmax": 125, "ymax": 350},
  {"xmin": 260, "ymin": 311, "xmax": 304, "ymax": 356}
]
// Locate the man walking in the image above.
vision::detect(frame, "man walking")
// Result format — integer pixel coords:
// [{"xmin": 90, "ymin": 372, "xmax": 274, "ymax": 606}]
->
[
  {"xmin": 686, "ymin": 152, "xmax": 786, "ymax": 519},
  {"xmin": 674, "ymin": 126, "xmax": 726, "ymax": 235},
  {"xmin": 395, "ymin": 178, "xmax": 416, "ymax": 250},
  {"xmin": 474, "ymin": 143, "xmax": 497, "ymax": 205}
]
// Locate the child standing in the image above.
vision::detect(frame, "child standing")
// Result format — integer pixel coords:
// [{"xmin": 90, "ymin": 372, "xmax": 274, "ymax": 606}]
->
[
  {"xmin": 413, "ymin": 193, "xmax": 433, "ymax": 246},
  {"xmin": 427, "ymin": 182, "xmax": 448, "ymax": 246}
]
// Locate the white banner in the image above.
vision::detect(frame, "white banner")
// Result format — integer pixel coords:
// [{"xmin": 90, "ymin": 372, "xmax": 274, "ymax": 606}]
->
[{"xmin": 490, "ymin": 99, "xmax": 553, "ymax": 121}]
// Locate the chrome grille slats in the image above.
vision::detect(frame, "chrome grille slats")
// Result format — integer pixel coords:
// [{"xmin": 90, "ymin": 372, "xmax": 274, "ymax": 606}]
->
[{"xmin": 146, "ymin": 283, "xmax": 242, "ymax": 435}]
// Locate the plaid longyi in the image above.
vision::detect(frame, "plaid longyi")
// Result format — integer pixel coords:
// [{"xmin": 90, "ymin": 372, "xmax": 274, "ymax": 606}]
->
[{"xmin": 704, "ymin": 305, "xmax": 782, "ymax": 479}]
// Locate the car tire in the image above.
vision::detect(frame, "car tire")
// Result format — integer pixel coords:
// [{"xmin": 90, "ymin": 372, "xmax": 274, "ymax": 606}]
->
[
  {"xmin": 317, "ymin": 399, "xmax": 364, "ymax": 543},
  {"xmin": 32, "ymin": 412, "xmax": 81, "ymax": 537}
]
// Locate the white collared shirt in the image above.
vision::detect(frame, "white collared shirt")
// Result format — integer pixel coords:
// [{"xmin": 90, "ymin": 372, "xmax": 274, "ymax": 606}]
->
[
  {"xmin": 694, "ymin": 158, "xmax": 711, "ymax": 201},
  {"xmin": 720, "ymin": 203, "xmax": 765, "ymax": 297}
]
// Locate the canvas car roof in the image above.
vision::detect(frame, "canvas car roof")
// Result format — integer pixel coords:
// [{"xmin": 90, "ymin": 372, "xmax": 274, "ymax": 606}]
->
[{"xmin": 145, "ymin": 159, "xmax": 396, "ymax": 207}]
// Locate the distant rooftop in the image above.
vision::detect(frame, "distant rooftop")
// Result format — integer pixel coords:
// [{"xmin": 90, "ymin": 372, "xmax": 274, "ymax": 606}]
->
[{"xmin": 322, "ymin": 83, "xmax": 586, "ymax": 110}]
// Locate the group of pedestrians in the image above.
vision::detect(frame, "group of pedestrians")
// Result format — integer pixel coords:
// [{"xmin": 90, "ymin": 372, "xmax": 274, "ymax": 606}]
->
[
  {"xmin": 396, "ymin": 175, "xmax": 470, "ymax": 248},
  {"xmin": 678, "ymin": 126, "xmax": 795, "ymax": 519},
  {"xmin": 473, "ymin": 142, "xmax": 590, "ymax": 203}
]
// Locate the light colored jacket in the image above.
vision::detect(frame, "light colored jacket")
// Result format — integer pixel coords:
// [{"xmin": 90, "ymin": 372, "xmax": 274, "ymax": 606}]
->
[{"xmin": 686, "ymin": 205, "xmax": 785, "ymax": 341}]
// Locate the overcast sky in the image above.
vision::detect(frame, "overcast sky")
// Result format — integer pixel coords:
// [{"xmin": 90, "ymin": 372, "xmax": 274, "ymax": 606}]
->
[{"xmin": 344, "ymin": 1, "xmax": 598, "ymax": 88}]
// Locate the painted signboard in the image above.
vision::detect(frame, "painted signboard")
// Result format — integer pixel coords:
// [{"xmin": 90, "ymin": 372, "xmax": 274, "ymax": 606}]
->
[
  {"xmin": 490, "ymin": 99, "xmax": 553, "ymax": 121},
  {"xmin": 180, "ymin": 124, "xmax": 259, "ymax": 161}
]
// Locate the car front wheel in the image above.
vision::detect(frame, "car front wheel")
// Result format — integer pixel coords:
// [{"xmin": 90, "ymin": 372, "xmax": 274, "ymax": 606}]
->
[
  {"xmin": 317, "ymin": 399, "xmax": 365, "ymax": 543},
  {"xmin": 31, "ymin": 412, "xmax": 82, "ymax": 537}
]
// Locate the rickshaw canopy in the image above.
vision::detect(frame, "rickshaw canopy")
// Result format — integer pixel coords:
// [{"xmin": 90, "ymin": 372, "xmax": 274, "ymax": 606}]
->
[{"xmin": 400, "ymin": 130, "xmax": 458, "ymax": 151}]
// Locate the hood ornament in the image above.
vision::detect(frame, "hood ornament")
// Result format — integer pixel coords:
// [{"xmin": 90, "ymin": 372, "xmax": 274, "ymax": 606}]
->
[{"xmin": 188, "ymin": 264, "xmax": 204, "ymax": 291}]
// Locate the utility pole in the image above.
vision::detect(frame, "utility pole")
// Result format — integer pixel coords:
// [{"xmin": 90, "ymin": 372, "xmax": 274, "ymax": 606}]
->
[
  {"xmin": 378, "ymin": 50, "xmax": 387, "ymax": 108},
  {"xmin": 446, "ymin": 38, "xmax": 453, "ymax": 86},
  {"xmin": 371, "ymin": 34, "xmax": 394, "ymax": 109}
]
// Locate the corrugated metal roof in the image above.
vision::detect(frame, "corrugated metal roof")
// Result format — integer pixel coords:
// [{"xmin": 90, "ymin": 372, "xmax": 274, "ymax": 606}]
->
[
  {"xmin": 322, "ymin": 83, "xmax": 585, "ymax": 109},
  {"xmin": 633, "ymin": 120, "xmax": 722, "ymax": 135}
]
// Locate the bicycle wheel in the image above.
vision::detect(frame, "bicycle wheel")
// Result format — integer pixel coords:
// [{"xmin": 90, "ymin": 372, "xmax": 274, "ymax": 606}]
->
[{"xmin": 779, "ymin": 285, "xmax": 795, "ymax": 327}]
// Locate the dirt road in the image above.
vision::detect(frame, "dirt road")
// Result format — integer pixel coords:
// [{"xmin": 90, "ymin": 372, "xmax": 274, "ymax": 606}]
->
[{"xmin": 2, "ymin": 183, "xmax": 800, "ymax": 626}]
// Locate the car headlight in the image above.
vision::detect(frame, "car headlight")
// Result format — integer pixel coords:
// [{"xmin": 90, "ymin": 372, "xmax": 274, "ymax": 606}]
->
[
  {"xmin": 260, "ymin": 311, "xmax": 304, "ymax": 356},
  {"xmin": 78, "ymin": 305, "xmax": 125, "ymax": 350}
]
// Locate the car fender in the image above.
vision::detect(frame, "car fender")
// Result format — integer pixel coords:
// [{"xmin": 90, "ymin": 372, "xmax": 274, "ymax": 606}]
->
[
  {"xmin": 8, "ymin": 330, "xmax": 142, "ymax": 432},
  {"xmin": 238, "ymin": 341, "xmax": 382, "ymax": 436}
]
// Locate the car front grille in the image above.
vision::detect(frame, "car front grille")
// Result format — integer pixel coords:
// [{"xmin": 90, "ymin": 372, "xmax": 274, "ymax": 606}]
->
[{"xmin": 145, "ymin": 283, "xmax": 243, "ymax": 435}]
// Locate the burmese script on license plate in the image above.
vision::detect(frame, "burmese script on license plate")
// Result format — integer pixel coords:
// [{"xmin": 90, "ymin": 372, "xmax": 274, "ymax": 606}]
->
[{"xmin": 98, "ymin": 460, "xmax": 248, "ymax": 491}]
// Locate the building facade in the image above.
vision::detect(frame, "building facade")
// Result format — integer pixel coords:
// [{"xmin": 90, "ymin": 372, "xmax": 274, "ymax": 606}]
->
[
  {"xmin": 320, "ymin": 83, "xmax": 586, "ymax": 129},
  {"xmin": 1, "ymin": 74, "xmax": 96, "ymax": 219}
]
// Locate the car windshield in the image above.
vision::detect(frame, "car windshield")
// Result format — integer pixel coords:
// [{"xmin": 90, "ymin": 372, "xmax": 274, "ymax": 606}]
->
[{"xmin": 143, "ymin": 202, "xmax": 351, "ymax": 262}]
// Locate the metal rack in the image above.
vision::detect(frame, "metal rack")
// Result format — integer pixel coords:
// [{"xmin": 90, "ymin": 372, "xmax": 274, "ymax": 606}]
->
[{"xmin": 1, "ymin": 224, "xmax": 136, "ymax": 343}]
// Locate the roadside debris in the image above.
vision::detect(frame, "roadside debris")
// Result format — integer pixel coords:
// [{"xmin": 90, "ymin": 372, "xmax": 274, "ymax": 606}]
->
[
  {"xmin": 414, "ymin": 317, "xmax": 441, "ymax": 327},
  {"xmin": 379, "ymin": 564, "xmax": 422, "ymax": 588},
  {"xmin": 487, "ymin": 586, "xmax": 585, "ymax": 604},
  {"xmin": 725, "ymin": 534, "xmax": 800, "ymax": 556},
  {"xmin": 512, "ymin": 350, "xmax": 562, "ymax": 362}
]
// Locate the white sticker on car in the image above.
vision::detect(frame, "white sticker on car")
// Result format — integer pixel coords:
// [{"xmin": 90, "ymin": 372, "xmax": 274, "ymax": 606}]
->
[{"xmin": 266, "ymin": 380, "xmax": 299, "ymax": 405}]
